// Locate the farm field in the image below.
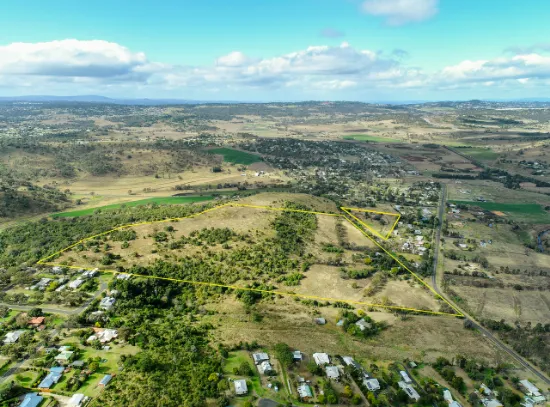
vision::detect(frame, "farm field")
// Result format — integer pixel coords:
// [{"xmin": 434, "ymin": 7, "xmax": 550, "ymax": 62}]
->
[
  {"xmin": 342, "ymin": 134, "xmax": 403, "ymax": 143},
  {"xmin": 208, "ymin": 147, "xmax": 263, "ymax": 164},
  {"xmin": 449, "ymin": 200, "xmax": 550, "ymax": 223},
  {"xmin": 52, "ymin": 195, "xmax": 214, "ymax": 218},
  {"xmin": 454, "ymin": 147, "xmax": 499, "ymax": 161}
]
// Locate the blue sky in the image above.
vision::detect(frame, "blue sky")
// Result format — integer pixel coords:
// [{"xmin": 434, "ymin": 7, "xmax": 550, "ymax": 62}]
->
[{"xmin": 1, "ymin": 0, "xmax": 549, "ymax": 101}]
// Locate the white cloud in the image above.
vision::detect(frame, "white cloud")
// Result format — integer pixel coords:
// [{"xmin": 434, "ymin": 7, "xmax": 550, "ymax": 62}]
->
[
  {"xmin": 216, "ymin": 51, "xmax": 250, "ymax": 67},
  {"xmin": 3, "ymin": 38, "xmax": 550, "ymax": 99},
  {"xmin": 361, "ymin": 0, "xmax": 438, "ymax": 25},
  {"xmin": 0, "ymin": 39, "xmax": 148, "ymax": 79}
]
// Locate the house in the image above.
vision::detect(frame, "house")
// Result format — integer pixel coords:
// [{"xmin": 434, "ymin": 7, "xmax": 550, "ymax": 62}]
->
[
  {"xmin": 234, "ymin": 379, "xmax": 248, "ymax": 395},
  {"xmin": 363, "ymin": 378, "xmax": 380, "ymax": 391},
  {"xmin": 4, "ymin": 330, "xmax": 25, "ymax": 344},
  {"xmin": 82, "ymin": 269, "xmax": 98, "ymax": 278},
  {"xmin": 398, "ymin": 381, "xmax": 420, "ymax": 401},
  {"xmin": 297, "ymin": 383, "xmax": 313, "ymax": 400},
  {"xmin": 480, "ymin": 384, "xmax": 493, "ymax": 397},
  {"xmin": 55, "ymin": 350, "xmax": 74, "ymax": 364},
  {"xmin": 258, "ymin": 360, "xmax": 273, "ymax": 374},
  {"xmin": 19, "ymin": 393, "xmax": 43, "ymax": 407},
  {"xmin": 355, "ymin": 319, "xmax": 372, "ymax": 331},
  {"xmin": 399, "ymin": 370, "xmax": 412, "ymax": 383},
  {"xmin": 38, "ymin": 367, "xmax": 64, "ymax": 389},
  {"xmin": 67, "ymin": 393, "xmax": 86, "ymax": 407},
  {"xmin": 116, "ymin": 273, "xmax": 131, "ymax": 280},
  {"xmin": 30, "ymin": 278, "xmax": 52, "ymax": 291},
  {"xmin": 70, "ymin": 360, "xmax": 85, "ymax": 368},
  {"xmin": 99, "ymin": 374, "xmax": 112, "ymax": 387},
  {"xmin": 519, "ymin": 380, "xmax": 543, "ymax": 398},
  {"xmin": 252, "ymin": 352, "xmax": 269, "ymax": 365},
  {"xmin": 313, "ymin": 353, "xmax": 330, "ymax": 366},
  {"xmin": 28, "ymin": 317, "xmax": 45, "ymax": 328},
  {"xmin": 68, "ymin": 279, "xmax": 84, "ymax": 289},
  {"xmin": 325, "ymin": 366, "xmax": 340, "ymax": 380},
  {"xmin": 87, "ymin": 328, "xmax": 118, "ymax": 344},
  {"xmin": 51, "ymin": 266, "xmax": 63, "ymax": 274},
  {"xmin": 293, "ymin": 351, "xmax": 302, "ymax": 361},
  {"xmin": 99, "ymin": 296, "xmax": 116, "ymax": 310},
  {"xmin": 342, "ymin": 356, "xmax": 361, "ymax": 370},
  {"xmin": 482, "ymin": 400, "xmax": 503, "ymax": 407}
]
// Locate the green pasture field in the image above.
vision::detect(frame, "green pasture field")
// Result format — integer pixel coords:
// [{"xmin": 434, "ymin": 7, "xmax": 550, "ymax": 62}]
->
[
  {"xmin": 454, "ymin": 147, "xmax": 499, "ymax": 160},
  {"xmin": 449, "ymin": 200, "xmax": 550, "ymax": 223},
  {"xmin": 343, "ymin": 134, "xmax": 402, "ymax": 143},
  {"xmin": 52, "ymin": 196, "xmax": 214, "ymax": 218},
  {"xmin": 208, "ymin": 148, "xmax": 262, "ymax": 165}
]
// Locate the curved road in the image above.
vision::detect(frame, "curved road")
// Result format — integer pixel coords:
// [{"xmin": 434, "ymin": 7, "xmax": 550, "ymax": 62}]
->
[
  {"xmin": 0, "ymin": 281, "xmax": 107, "ymax": 316},
  {"xmin": 432, "ymin": 184, "xmax": 550, "ymax": 386}
]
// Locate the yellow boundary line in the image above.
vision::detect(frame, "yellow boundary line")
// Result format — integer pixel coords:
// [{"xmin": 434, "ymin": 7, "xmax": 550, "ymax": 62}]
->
[
  {"xmin": 341, "ymin": 207, "xmax": 400, "ymax": 240},
  {"xmin": 36, "ymin": 202, "xmax": 462, "ymax": 317}
]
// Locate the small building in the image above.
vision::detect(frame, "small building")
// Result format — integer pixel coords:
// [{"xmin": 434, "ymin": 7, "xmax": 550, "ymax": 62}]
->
[
  {"xmin": 258, "ymin": 360, "xmax": 273, "ymax": 375},
  {"xmin": 252, "ymin": 352, "xmax": 269, "ymax": 365},
  {"xmin": 88, "ymin": 328, "xmax": 118, "ymax": 344},
  {"xmin": 234, "ymin": 379, "xmax": 248, "ymax": 395},
  {"xmin": 342, "ymin": 356, "xmax": 361, "ymax": 370},
  {"xmin": 483, "ymin": 400, "xmax": 503, "ymax": 407},
  {"xmin": 398, "ymin": 381, "xmax": 420, "ymax": 401},
  {"xmin": 325, "ymin": 366, "xmax": 340, "ymax": 380},
  {"xmin": 99, "ymin": 374, "xmax": 112, "ymax": 387},
  {"xmin": 399, "ymin": 370, "xmax": 412, "ymax": 383},
  {"xmin": 519, "ymin": 380, "xmax": 543, "ymax": 398},
  {"xmin": 355, "ymin": 319, "xmax": 372, "ymax": 331},
  {"xmin": 313, "ymin": 353, "xmax": 330, "ymax": 366},
  {"xmin": 38, "ymin": 367, "xmax": 64, "ymax": 389},
  {"xmin": 99, "ymin": 296, "xmax": 116, "ymax": 310},
  {"xmin": 4, "ymin": 330, "xmax": 25, "ymax": 344},
  {"xmin": 314, "ymin": 317, "xmax": 326, "ymax": 325},
  {"xmin": 28, "ymin": 317, "xmax": 45, "ymax": 328},
  {"xmin": 19, "ymin": 393, "xmax": 43, "ymax": 407},
  {"xmin": 68, "ymin": 279, "xmax": 84, "ymax": 289},
  {"xmin": 293, "ymin": 351, "xmax": 302, "ymax": 361},
  {"xmin": 55, "ymin": 350, "xmax": 74, "ymax": 365},
  {"xmin": 82, "ymin": 269, "xmax": 98, "ymax": 279},
  {"xmin": 297, "ymin": 383, "xmax": 313, "ymax": 400},
  {"xmin": 363, "ymin": 378, "xmax": 380, "ymax": 391},
  {"xmin": 67, "ymin": 393, "xmax": 86, "ymax": 407},
  {"xmin": 116, "ymin": 273, "xmax": 131, "ymax": 280},
  {"xmin": 70, "ymin": 360, "xmax": 85, "ymax": 368},
  {"xmin": 480, "ymin": 383, "xmax": 493, "ymax": 397}
]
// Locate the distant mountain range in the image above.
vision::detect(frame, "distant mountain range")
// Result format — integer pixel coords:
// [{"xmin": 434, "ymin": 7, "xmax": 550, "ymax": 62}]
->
[
  {"xmin": 1, "ymin": 95, "xmax": 550, "ymax": 105},
  {"xmin": 0, "ymin": 95, "xmax": 244, "ymax": 105}
]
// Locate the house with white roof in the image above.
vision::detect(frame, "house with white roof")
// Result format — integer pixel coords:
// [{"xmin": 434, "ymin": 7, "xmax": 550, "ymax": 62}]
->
[
  {"xmin": 325, "ymin": 366, "xmax": 340, "ymax": 380},
  {"xmin": 313, "ymin": 352, "xmax": 330, "ymax": 366},
  {"xmin": 99, "ymin": 296, "xmax": 116, "ymax": 310},
  {"xmin": 4, "ymin": 330, "xmax": 25, "ymax": 344},
  {"xmin": 252, "ymin": 352, "xmax": 269, "ymax": 365},
  {"xmin": 400, "ymin": 370, "xmax": 412, "ymax": 383},
  {"xmin": 398, "ymin": 381, "xmax": 420, "ymax": 401},
  {"xmin": 234, "ymin": 379, "xmax": 248, "ymax": 395},
  {"xmin": 363, "ymin": 378, "xmax": 380, "ymax": 391}
]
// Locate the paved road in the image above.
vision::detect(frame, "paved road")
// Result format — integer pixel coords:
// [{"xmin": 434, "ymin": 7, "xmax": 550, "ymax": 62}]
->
[
  {"xmin": 431, "ymin": 184, "xmax": 550, "ymax": 386},
  {"xmin": 0, "ymin": 358, "xmax": 27, "ymax": 384},
  {"xmin": 0, "ymin": 280, "xmax": 107, "ymax": 316}
]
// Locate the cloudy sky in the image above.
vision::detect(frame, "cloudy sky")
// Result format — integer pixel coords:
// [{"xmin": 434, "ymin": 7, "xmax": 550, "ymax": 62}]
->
[{"xmin": 1, "ymin": 0, "xmax": 550, "ymax": 101}]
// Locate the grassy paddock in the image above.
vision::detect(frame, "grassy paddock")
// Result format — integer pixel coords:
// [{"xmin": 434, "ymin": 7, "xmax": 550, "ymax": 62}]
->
[
  {"xmin": 455, "ymin": 147, "xmax": 499, "ymax": 160},
  {"xmin": 52, "ymin": 196, "xmax": 214, "ymax": 218},
  {"xmin": 343, "ymin": 134, "xmax": 402, "ymax": 143},
  {"xmin": 450, "ymin": 200, "xmax": 550, "ymax": 222},
  {"xmin": 208, "ymin": 148, "xmax": 262, "ymax": 165}
]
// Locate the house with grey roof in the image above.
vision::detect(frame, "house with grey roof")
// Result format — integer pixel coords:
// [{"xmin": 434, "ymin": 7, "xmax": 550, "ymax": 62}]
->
[{"xmin": 234, "ymin": 379, "xmax": 248, "ymax": 395}]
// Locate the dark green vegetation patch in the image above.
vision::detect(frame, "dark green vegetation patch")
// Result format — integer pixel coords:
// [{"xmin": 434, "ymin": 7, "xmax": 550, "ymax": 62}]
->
[{"xmin": 207, "ymin": 148, "xmax": 262, "ymax": 165}]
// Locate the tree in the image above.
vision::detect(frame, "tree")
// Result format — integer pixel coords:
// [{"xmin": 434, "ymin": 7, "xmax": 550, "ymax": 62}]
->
[
  {"xmin": 274, "ymin": 343, "xmax": 293, "ymax": 368},
  {"xmin": 28, "ymin": 307, "xmax": 43, "ymax": 317}
]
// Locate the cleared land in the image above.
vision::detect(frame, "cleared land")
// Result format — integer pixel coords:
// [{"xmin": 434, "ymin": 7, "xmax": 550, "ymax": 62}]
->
[
  {"xmin": 49, "ymin": 193, "xmax": 448, "ymax": 315},
  {"xmin": 52, "ymin": 195, "xmax": 214, "ymax": 218}
]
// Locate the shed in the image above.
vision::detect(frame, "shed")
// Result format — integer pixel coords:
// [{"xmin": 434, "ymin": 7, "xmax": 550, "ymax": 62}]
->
[
  {"xmin": 99, "ymin": 374, "xmax": 112, "ymax": 387},
  {"xmin": 19, "ymin": 393, "xmax": 43, "ymax": 407},
  {"xmin": 234, "ymin": 379, "xmax": 248, "ymax": 395}
]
